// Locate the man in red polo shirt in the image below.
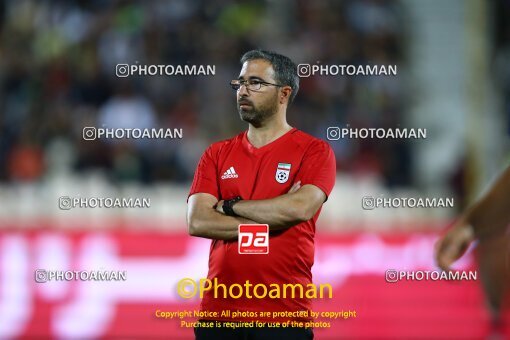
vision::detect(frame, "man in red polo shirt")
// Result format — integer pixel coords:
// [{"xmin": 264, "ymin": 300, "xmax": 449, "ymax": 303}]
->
[{"xmin": 187, "ymin": 50, "xmax": 336, "ymax": 340}]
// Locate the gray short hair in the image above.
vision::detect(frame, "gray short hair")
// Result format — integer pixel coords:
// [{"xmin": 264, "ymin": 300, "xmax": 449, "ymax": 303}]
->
[{"xmin": 240, "ymin": 50, "xmax": 299, "ymax": 104}]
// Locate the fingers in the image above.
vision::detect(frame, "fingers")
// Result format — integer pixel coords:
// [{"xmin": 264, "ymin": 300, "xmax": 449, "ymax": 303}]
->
[
  {"xmin": 288, "ymin": 181, "xmax": 301, "ymax": 194},
  {"xmin": 215, "ymin": 200, "xmax": 225, "ymax": 214},
  {"xmin": 435, "ymin": 236, "xmax": 455, "ymax": 271},
  {"xmin": 434, "ymin": 225, "xmax": 475, "ymax": 271}
]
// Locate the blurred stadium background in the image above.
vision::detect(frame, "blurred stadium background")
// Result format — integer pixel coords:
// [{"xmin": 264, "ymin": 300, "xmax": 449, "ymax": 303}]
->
[{"xmin": 0, "ymin": 0, "xmax": 508, "ymax": 339}]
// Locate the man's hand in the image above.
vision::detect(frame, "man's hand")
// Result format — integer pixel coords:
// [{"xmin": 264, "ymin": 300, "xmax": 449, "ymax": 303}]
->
[
  {"xmin": 215, "ymin": 200, "xmax": 225, "ymax": 214},
  {"xmin": 187, "ymin": 193, "xmax": 257, "ymax": 240},
  {"xmin": 434, "ymin": 218, "xmax": 475, "ymax": 271},
  {"xmin": 216, "ymin": 181, "xmax": 302, "ymax": 215},
  {"xmin": 434, "ymin": 166, "xmax": 510, "ymax": 271},
  {"xmin": 287, "ymin": 180, "xmax": 302, "ymax": 194}
]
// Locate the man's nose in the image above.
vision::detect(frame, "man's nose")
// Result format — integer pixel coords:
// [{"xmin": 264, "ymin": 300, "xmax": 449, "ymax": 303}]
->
[{"xmin": 238, "ymin": 83, "xmax": 249, "ymax": 96}]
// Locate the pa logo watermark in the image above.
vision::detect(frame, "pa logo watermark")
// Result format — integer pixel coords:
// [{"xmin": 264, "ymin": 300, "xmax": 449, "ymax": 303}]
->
[{"xmin": 238, "ymin": 224, "xmax": 269, "ymax": 254}]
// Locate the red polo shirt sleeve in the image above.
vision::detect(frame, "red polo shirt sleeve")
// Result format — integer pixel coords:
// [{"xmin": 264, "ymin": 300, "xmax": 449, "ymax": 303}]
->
[
  {"xmin": 296, "ymin": 139, "xmax": 336, "ymax": 199},
  {"xmin": 188, "ymin": 145, "xmax": 220, "ymax": 201}
]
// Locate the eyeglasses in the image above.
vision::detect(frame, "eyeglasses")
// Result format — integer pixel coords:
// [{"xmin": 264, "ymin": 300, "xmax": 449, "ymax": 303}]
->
[{"xmin": 230, "ymin": 79, "xmax": 282, "ymax": 91}]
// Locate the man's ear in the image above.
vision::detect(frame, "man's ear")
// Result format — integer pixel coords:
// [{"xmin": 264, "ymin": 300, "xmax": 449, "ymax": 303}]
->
[{"xmin": 280, "ymin": 86, "xmax": 292, "ymax": 104}]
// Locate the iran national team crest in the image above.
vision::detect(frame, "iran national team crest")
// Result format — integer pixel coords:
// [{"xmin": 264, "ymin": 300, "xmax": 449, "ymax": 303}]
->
[{"xmin": 275, "ymin": 163, "xmax": 291, "ymax": 184}]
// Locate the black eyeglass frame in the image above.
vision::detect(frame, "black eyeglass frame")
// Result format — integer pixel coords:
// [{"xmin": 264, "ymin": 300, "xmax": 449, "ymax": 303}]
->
[{"xmin": 230, "ymin": 79, "xmax": 284, "ymax": 91}]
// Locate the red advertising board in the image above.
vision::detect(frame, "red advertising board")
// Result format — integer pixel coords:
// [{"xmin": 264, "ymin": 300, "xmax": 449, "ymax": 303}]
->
[{"xmin": 0, "ymin": 229, "xmax": 507, "ymax": 339}]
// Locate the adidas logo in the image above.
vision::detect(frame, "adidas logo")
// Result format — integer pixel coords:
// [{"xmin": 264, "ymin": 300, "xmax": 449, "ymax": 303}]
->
[{"xmin": 221, "ymin": 166, "xmax": 239, "ymax": 179}]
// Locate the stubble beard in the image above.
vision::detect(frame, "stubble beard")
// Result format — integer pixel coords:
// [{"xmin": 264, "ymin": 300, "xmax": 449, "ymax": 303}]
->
[{"xmin": 238, "ymin": 93, "xmax": 279, "ymax": 128}]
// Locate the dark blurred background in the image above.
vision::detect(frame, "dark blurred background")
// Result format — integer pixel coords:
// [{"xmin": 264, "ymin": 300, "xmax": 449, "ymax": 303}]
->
[{"xmin": 0, "ymin": 0, "xmax": 409, "ymax": 185}]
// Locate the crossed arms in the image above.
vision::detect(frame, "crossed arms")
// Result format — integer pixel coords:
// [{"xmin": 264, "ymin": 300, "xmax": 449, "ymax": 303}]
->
[{"xmin": 187, "ymin": 181, "xmax": 327, "ymax": 240}]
